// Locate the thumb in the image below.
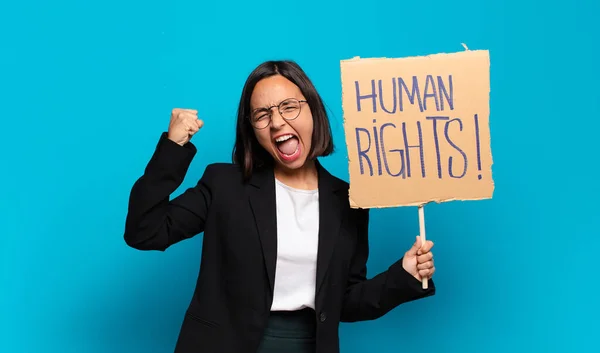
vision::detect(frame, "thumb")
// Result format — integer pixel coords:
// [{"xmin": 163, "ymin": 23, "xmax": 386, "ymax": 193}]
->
[{"xmin": 407, "ymin": 235, "xmax": 422, "ymax": 256}]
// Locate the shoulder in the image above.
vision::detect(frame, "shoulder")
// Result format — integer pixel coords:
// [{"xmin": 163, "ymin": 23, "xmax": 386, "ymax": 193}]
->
[
  {"xmin": 204, "ymin": 162, "xmax": 242, "ymax": 175},
  {"xmin": 201, "ymin": 163, "xmax": 244, "ymax": 183},
  {"xmin": 330, "ymin": 173, "xmax": 350, "ymax": 191},
  {"xmin": 196, "ymin": 163, "xmax": 248, "ymax": 204},
  {"xmin": 318, "ymin": 163, "xmax": 369, "ymax": 217}
]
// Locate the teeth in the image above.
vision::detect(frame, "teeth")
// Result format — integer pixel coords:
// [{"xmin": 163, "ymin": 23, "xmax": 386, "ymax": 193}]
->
[{"xmin": 275, "ymin": 134, "xmax": 294, "ymax": 143}]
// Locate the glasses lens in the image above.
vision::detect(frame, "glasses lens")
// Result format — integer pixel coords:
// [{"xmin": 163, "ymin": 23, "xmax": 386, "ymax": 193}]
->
[
  {"xmin": 279, "ymin": 99, "xmax": 301, "ymax": 120},
  {"xmin": 252, "ymin": 113, "xmax": 270, "ymax": 129}
]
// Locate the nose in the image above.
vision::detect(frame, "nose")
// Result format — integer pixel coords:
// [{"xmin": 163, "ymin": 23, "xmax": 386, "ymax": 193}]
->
[{"xmin": 270, "ymin": 109, "xmax": 286, "ymax": 129}]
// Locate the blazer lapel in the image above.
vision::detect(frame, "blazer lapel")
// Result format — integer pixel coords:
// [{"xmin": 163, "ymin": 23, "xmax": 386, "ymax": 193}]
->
[
  {"xmin": 315, "ymin": 161, "xmax": 345, "ymax": 295},
  {"xmin": 247, "ymin": 167, "xmax": 278, "ymax": 294}
]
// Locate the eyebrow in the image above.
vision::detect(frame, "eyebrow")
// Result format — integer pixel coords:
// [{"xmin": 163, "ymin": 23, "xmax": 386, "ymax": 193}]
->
[
  {"xmin": 251, "ymin": 97, "xmax": 303, "ymax": 115},
  {"xmin": 251, "ymin": 106, "xmax": 269, "ymax": 115}
]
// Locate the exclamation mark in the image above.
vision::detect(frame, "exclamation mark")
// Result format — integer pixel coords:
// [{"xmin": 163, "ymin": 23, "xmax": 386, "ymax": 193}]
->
[{"xmin": 474, "ymin": 114, "xmax": 482, "ymax": 180}]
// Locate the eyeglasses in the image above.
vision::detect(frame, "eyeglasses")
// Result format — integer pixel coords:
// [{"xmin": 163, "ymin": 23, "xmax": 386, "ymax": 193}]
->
[{"xmin": 250, "ymin": 98, "xmax": 308, "ymax": 130}]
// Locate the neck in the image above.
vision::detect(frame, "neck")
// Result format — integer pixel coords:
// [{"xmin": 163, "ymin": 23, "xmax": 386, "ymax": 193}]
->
[{"xmin": 274, "ymin": 159, "xmax": 318, "ymax": 190}]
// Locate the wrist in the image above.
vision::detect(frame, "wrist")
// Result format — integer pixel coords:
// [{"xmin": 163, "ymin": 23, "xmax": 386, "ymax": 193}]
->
[{"xmin": 167, "ymin": 133, "xmax": 186, "ymax": 146}]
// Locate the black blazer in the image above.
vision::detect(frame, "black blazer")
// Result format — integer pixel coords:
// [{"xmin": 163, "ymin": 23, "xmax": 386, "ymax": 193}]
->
[{"xmin": 124, "ymin": 132, "xmax": 435, "ymax": 353}]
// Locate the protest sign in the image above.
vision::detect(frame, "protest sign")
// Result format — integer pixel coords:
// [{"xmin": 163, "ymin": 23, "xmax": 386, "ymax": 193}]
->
[{"xmin": 340, "ymin": 49, "xmax": 494, "ymax": 209}]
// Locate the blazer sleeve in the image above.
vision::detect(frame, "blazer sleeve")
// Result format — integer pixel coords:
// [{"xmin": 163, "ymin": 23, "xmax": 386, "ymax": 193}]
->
[
  {"xmin": 340, "ymin": 208, "xmax": 436, "ymax": 322},
  {"xmin": 123, "ymin": 132, "xmax": 214, "ymax": 251}
]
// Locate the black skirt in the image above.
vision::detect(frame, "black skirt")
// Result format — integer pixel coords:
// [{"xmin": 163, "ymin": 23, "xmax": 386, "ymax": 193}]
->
[{"xmin": 256, "ymin": 308, "xmax": 317, "ymax": 353}]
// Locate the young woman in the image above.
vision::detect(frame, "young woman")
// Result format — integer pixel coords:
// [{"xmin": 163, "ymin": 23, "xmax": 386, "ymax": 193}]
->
[{"xmin": 124, "ymin": 60, "xmax": 436, "ymax": 353}]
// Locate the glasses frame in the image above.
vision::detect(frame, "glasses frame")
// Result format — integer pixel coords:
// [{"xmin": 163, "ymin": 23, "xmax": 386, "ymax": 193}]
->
[{"xmin": 250, "ymin": 98, "xmax": 308, "ymax": 130}]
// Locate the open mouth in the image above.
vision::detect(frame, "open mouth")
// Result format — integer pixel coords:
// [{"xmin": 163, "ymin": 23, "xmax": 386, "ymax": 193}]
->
[{"xmin": 274, "ymin": 133, "xmax": 301, "ymax": 161}]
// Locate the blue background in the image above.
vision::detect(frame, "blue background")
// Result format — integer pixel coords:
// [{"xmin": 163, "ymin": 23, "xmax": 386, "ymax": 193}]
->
[{"xmin": 1, "ymin": 0, "xmax": 598, "ymax": 352}]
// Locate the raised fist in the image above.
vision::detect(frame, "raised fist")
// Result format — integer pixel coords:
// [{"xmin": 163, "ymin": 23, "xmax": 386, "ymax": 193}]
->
[{"xmin": 167, "ymin": 108, "xmax": 204, "ymax": 146}]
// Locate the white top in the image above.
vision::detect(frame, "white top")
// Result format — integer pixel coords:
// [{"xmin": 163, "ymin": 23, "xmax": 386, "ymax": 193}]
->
[{"xmin": 270, "ymin": 178, "xmax": 320, "ymax": 311}]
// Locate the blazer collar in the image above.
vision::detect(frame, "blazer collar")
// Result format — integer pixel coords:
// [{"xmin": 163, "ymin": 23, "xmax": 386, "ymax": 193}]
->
[{"xmin": 247, "ymin": 159, "xmax": 346, "ymax": 297}]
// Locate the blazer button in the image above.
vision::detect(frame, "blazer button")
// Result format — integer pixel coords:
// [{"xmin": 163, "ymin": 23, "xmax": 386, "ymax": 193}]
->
[{"xmin": 319, "ymin": 312, "xmax": 327, "ymax": 322}]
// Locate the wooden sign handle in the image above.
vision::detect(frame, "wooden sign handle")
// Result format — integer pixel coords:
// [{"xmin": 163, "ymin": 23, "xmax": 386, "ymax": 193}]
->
[{"xmin": 418, "ymin": 205, "xmax": 428, "ymax": 290}]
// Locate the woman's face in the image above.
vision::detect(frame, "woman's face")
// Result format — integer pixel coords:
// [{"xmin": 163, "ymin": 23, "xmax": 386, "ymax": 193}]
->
[{"xmin": 250, "ymin": 75, "xmax": 313, "ymax": 171}]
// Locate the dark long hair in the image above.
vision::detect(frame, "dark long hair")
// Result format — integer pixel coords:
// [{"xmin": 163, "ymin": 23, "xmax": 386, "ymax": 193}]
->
[{"xmin": 232, "ymin": 60, "xmax": 334, "ymax": 180}]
